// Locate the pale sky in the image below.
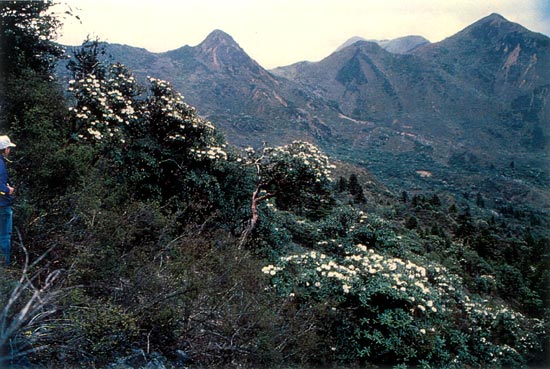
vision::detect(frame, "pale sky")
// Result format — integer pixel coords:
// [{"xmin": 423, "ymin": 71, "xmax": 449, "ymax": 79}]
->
[{"xmin": 53, "ymin": 0, "xmax": 550, "ymax": 69}]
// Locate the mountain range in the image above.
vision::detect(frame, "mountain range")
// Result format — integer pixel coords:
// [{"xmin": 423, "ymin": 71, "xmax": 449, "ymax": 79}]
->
[
  {"xmin": 59, "ymin": 13, "xmax": 550, "ymax": 206},
  {"xmin": 333, "ymin": 35, "xmax": 430, "ymax": 54}
]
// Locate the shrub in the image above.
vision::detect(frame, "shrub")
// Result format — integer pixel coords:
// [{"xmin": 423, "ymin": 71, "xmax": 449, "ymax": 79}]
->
[
  {"xmin": 261, "ymin": 239, "xmax": 544, "ymax": 368},
  {"xmin": 59, "ymin": 295, "xmax": 140, "ymax": 364}
]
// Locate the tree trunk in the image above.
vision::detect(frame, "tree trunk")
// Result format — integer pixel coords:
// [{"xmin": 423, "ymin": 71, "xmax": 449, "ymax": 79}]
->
[
  {"xmin": 239, "ymin": 187, "xmax": 261, "ymax": 247},
  {"xmin": 239, "ymin": 184, "xmax": 277, "ymax": 248}
]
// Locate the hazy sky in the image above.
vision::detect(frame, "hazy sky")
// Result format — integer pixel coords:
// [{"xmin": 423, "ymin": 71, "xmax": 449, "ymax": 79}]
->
[{"xmin": 54, "ymin": 0, "xmax": 550, "ymax": 69}]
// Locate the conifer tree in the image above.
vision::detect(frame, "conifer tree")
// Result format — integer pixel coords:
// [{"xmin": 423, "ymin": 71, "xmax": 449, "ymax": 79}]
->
[
  {"xmin": 337, "ymin": 176, "xmax": 348, "ymax": 192},
  {"xmin": 348, "ymin": 174, "xmax": 366, "ymax": 203}
]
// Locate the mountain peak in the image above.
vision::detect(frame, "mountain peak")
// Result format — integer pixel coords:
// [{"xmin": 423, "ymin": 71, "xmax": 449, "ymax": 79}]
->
[
  {"xmin": 336, "ymin": 37, "xmax": 368, "ymax": 52},
  {"xmin": 464, "ymin": 12, "xmax": 529, "ymax": 36},
  {"xmin": 485, "ymin": 12, "xmax": 506, "ymax": 21},
  {"xmin": 193, "ymin": 30, "xmax": 265, "ymax": 74},
  {"xmin": 199, "ymin": 29, "xmax": 239, "ymax": 49},
  {"xmin": 475, "ymin": 13, "xmax": 514, "ymax": 29}
]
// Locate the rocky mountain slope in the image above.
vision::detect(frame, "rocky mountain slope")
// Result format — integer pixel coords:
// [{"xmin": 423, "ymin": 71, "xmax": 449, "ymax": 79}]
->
[{"xmin": 273, "ymin": 14, "xmax": 549, "ymax": 158}]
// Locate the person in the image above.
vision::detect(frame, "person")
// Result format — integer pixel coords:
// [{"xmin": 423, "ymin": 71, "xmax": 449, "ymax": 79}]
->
[{"xmin": 0, "ymin": 135, "xmax": 16, "ymax": 266}]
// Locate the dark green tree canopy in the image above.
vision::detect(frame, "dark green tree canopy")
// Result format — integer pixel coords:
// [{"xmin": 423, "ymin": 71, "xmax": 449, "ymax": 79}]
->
[{"xmin": 0, "ymin": 0, "xmax": 63, "ymax": 77}]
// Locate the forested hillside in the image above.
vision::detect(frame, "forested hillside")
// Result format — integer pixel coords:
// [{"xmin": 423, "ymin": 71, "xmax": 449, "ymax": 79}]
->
[{"xmin": 1, "ymin": 2, "xmax": 548, "ymax": 369}]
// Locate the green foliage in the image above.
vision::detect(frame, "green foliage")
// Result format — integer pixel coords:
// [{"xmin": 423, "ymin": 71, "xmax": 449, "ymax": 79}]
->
[
  {"xmin": 405, "ymin": 215, "xmax": 419, "ymax": 229},
  {"xmin": 245, "ymin": 141, "xmax": 334, "ymax": 212},
  {"xmin": 0, "ymin": 0, "xmax": 63, "ymax": 78},
  {"xmin": 348, "ymin": 174, "xmax": 366, "ymax": 204},
  {"xmin": 67, "ymin": 37, "xmax": 108, "ymax": 80},
  {"xmin": 262, "ymin": 233, "xmax": 543, "ymax": 368},
  {"xmin": 61, "ymin": 295, "xmax": 140, "ymax": 362},
  {"xmin": 240, "ymin": 141, "xmax": 335, "ymax": 247},
  {"xmin": 0, "ymin": 0, "xmax": 65, "ymax": 147},
  {"xmin": 7, "ymin": 70, "xmax": 70, "ymax": 202}
]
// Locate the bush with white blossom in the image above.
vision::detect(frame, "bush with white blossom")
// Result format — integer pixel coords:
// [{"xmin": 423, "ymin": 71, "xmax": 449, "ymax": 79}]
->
[
  {"xmin": 261, "ymin": 208, "xmax": 544, "ymax": 368},
  {"xmin": 245, "ymin": 141, "xmax": 334, "ymax": 185},
  {"xmin": 142, "ymin": 77, "xmax": 227, "ymax": 162},
  {"xmin": 68, "ymin": 63, "xmax": 140, "ymax": 144},
  {"xmin": 240, "ymin": 141, "xmax": 335, "ymax": 243},
  {"xmin": 68, "ymin": 63, "xmax": 227, "ymax": 162},
  {"xmin": 67, "ymin": 56, "xmax": 232, "ymax": 202}
]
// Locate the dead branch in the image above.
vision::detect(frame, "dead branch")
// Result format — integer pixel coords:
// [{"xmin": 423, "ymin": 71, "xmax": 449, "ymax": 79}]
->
[{"xmin": 0, "ymin": 231, "xmax": 66, "ymax": 366}]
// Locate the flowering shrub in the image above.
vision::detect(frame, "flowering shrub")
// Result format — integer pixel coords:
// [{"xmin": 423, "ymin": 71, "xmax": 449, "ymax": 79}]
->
[
  {"xmin": 68, "ymin": 63, "xmax": 140, "ymax": 144},
  {"xmin": 68, "ymin": 62, "xmax": 228, "ymax": 159},
  {"xmin": 142, "ymin": 77, "xmax": 227, "ymax": 162},
  {"xmin": 245, "ymin": 141, "xmax": 334, "ymax": 186},
  {"xmin": 67, "ymin": 57, "xmax": 233, "ymax": 203},
  {"xmin": 240, "ymin": 141, "xmax": 334, "ymax": 244},
  {"xmin": 261, "ymin": 208, "xmax": 544, "ymax": 368}
]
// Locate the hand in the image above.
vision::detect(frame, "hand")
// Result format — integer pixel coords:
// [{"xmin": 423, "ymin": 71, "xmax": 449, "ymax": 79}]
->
[{"xmin": 7, "ymin": 185, "xmax": 14, "ymax": 195}]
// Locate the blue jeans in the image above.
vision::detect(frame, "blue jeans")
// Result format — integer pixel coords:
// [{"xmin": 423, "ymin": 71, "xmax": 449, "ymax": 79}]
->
[{"xmin": 0, "ymin": 206, "xmax": 13, "ymax": 266}]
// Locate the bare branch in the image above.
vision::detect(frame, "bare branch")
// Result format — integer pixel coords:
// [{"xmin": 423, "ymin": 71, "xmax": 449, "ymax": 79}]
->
[{"xmin": 0, "ymin": 232, "xmax": 66, "ymax": 366}]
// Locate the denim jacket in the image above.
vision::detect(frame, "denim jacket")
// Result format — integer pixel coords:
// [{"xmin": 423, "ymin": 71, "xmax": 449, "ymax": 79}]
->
[{"xmin": 0, "ymin": 157, "xmax": 13, "ymax": 207}]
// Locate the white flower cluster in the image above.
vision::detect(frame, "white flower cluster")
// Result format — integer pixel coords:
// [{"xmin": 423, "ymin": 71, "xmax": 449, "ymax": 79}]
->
[
  {"xmin": 189, "ymin": 146, "xmax": 228, "ymax": 161},
  {"xmin": 261, "ymin": 264, "xmax": 283, "ymax": 276},
  {"xmin": 260, "ymin": 200, "xmax": 542, "ymax": 365},
  {"xmin": 147, "ymin": 77, "xmax": 226, "ymax": 162},
  {"xmin": 278, "ymin": 141, "xmax": 335, "ymax": 181},
  {"xmin": 464, "ymin": 299, "xmax": 540, "ymax": 353},
  {"xmin": 68, "ymin": 66, "xmax": 139, "ymax": 143},
  {"xmin": 147, "ymin": 77, "xmax": 187, "ymax": 113},
  {"xmin": 280, "ymin": 251, "xmax": 354, "ymax": 293},
  {"xmin": 268, "ymin": 243, "xmax": 446, "ymax": 313},
  {"xmin": 262, "ymin": 237, "xmax": 541, "ymax": 363}
]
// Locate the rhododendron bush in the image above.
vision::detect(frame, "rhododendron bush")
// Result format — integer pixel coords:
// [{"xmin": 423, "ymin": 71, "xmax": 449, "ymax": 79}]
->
[
  {"xmin": 240, "ymin": 141, "xmax": 334, "ymax": 243},
  {"xmin": 143, "ymin": 77, "xmax": 227, "ymax": 162},
  {"xmin": 67, "ymin": 54, "xmax": 232, "ymax": 202},
  {"xmin": 68, "ymin": 63, "xmax": 226, "ymax": 163},
  {"xmin": 262, "ymin": 209, "xmax": 543, "ymax": 368},
  {"xmin": 68, "ymin": 63, "xmax": 139, "ymax": 143}
]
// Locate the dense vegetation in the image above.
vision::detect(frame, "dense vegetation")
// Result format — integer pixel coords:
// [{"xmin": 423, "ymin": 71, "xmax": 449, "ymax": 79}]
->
[{"xmin": 1, "ymin": 2, "xmax": 548, "ymax": 368}]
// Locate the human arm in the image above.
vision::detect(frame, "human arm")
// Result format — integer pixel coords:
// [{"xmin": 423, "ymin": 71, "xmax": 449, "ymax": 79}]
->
[{"xmin": 0, "ymin": 160, "xmax": 12, "ymax": 195}]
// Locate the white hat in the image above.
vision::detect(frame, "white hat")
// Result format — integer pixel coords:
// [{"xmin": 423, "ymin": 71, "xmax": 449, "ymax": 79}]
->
[{"xmin": 0, "ymin": 136, "xmax": 16, "ymax": 150}]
